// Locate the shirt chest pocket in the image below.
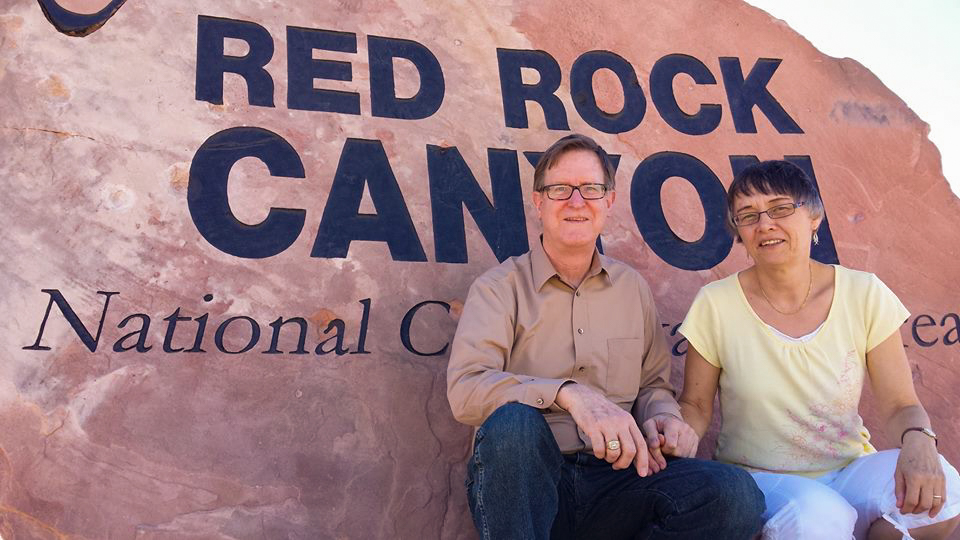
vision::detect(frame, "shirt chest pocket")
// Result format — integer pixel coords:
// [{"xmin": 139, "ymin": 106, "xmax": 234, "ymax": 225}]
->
[{"xmin": 605, "ymin": 338, "xmax": 645, "ymax": 401}]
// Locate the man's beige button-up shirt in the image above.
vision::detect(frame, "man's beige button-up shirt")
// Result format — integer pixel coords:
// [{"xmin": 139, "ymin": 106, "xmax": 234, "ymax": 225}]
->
[{"xmin": 447, "ymin": 240, "xmax": 681, "ymax": 453}]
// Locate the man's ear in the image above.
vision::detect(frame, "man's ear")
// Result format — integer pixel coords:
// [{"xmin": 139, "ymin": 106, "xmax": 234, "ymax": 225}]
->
[
  {"xmin": 532, "ymin": 191, "xmax": 543, "ymax": 219},
  {"xmin": 606, "ymin": 190, "xmax": 616, "ymax": 208}
]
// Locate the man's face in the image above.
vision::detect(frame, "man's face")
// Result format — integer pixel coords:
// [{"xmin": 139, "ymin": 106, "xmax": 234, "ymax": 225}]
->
[{"xmin": 532, "ymin": 149, "xmax": 615, "ymax": 253}]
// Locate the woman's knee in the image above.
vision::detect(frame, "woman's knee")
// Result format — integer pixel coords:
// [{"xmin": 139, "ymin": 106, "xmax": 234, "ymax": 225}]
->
[
  {"xmin": 753, "ymin": 473, "xmax": 857, "ymax": 539},
  {"xmin": 760, "ymin": 479, "xmax": 857, "ymax": 538}
]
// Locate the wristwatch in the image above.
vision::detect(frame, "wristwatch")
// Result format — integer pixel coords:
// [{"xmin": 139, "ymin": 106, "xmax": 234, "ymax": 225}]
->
[{"xmin": 901, "ymin": 427, "xmax": 938, "ymax": 446}]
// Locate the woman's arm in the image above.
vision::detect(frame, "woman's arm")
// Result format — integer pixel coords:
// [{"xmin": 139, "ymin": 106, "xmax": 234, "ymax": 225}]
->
[
  {"xmin": 867, "ymin": 330, "xmax": 946, "ymax": 518},
  {"xmin": 678, "ymin": 344, "xmax": 721, "ymax": 440}
]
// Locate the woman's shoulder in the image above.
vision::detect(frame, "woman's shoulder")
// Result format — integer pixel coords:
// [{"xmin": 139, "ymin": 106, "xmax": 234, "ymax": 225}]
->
[
  {"xmin": 833, "ymin": 264, "xmax": 887, "ymax": 292},
  {"xmin": 684, "ymin": 272, "xmax": 742, "ymax": 312},
  {"xmin": 698, "ymin": 271, "xmax": 742, "ymax": 296},
  {"xmin": 833, "ymin": 264, "xmax": 875, "ymax": 281}
]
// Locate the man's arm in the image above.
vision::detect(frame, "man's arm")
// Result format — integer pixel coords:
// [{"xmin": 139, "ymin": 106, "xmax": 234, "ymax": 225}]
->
[
  {"xmin": 631, "ymin": 281, "xmax": 699, "ymax": 459},
  {"xmin": 446, "ymin": 276, "xmax": 570, "ymax": 426},
  {"xmin": 631, "ymin": 281, "xmax": 681, "ymax": 422}
]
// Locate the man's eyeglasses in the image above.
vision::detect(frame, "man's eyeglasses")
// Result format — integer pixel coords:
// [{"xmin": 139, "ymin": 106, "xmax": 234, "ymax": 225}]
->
[
  {"xmin": 732, "ymin": 201, "xmax": 806, "ymax": 227},
  {"xmin": 539, "ymin": 183, "xmax": 608, "ymax": 200}
]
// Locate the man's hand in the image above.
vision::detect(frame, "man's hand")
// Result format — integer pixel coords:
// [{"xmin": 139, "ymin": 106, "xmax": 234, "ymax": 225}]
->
[
  {"xmin": 641, "ymin": 414, "xmax": 700, "ymax": 466},
  {"xmin": 556, "ymin": 383, "xmax": 660, "ymax": 476}
]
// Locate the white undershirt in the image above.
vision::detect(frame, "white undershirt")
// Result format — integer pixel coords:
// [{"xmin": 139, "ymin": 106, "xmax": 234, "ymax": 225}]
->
[{"xmin": 766, "ymin": 321, "xmax": 826, "ymax": 343}]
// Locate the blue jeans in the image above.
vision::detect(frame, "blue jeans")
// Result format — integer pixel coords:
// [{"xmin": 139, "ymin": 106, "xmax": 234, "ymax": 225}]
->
[{"xmin": 466, "ymin": 404, "xmax": 764, "ymax": 540}]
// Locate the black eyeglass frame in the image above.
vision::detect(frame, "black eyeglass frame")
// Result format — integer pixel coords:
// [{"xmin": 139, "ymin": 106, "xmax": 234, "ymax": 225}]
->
[
  {"xmin": 732, "ymin": 201, "xmax": 807, "ymax": 227},
  {"xmin": 539, "ymin": 183, "xmax": 610, "ymax": 201}
]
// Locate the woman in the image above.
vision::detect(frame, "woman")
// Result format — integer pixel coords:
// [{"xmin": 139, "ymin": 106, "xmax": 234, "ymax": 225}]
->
[{"xmin": 677, "ymin": 160, "xmax": 960, "ymax": 539}]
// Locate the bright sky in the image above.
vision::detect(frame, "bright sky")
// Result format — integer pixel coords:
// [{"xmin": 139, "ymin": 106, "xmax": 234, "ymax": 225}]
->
[{"xmin": 746, "ymin": 1, "xmax": 960, "ymax": 197}]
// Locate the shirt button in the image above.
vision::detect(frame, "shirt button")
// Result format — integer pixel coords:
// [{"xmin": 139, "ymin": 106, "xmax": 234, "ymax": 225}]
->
[
  {"xmin": 578, "ymin": 366, "xmax": 586, "ymax": 372},
  {"xmin": 575, "ymin": 291, "xmax": 581, "ymax": 297},
  {"xmin": 577, "ymin": 328, "xmax": 584, "ymax": 334},
  {"xmin": 536, "ymin": 398, "xmax": 544, "ymax": 405}
]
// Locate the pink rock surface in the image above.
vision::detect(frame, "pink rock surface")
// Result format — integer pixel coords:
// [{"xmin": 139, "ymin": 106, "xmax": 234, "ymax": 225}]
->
[
  {"xmin": 49, "ymin": 0, "xmax": 112, "ymax": 14},
  {"xmin": 1, "ymin": 0, "xmax": 958, "ymax": 537}
]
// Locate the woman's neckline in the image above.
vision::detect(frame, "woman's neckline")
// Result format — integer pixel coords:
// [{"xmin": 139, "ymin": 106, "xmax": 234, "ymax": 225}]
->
[{"xmin": 734, "ymin": 264, "xmax": 839, "ymax": 345}]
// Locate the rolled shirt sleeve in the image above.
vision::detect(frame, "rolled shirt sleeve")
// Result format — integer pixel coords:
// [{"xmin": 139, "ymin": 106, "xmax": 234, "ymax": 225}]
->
[{"xmin": 447, "ymin": 274, "xmax": 572, "ymax": 426}]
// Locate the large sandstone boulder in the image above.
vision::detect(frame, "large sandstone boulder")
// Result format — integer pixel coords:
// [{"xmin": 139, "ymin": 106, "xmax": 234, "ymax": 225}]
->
[{"xmin": 1, "ymin": 0, "xmax": 957, "ymax": 537}]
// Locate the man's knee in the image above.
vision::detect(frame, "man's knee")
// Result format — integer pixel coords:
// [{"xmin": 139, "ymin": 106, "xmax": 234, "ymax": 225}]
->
[
  {"xmin": 467, "ymin": 404, "xmax": 562, "ymax": 537},
  {"xmin": 763, "ymin": 484, "xmax": 857, "ymax": 538},
  {"xmin": 476, "ymin": 403, "xmax": 554, "ymax": 460},
  {"xmin": 696, "ymin": 463, "xmax": 766, "ymax": 531}
]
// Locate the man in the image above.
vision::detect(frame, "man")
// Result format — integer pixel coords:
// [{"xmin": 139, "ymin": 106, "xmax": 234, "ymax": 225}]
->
[{"xmin": 447, "ymin": 134, "xmax": 764, "ymax": 539}]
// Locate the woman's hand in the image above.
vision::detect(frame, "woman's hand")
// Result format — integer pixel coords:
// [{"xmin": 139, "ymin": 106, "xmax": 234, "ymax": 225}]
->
[
  {"xmin": 641, "ymin": 414, "xmax": 700, "ymax": 459},
  {"xmin": 866, "ymin": 332, "xmax": 946, "ymax": 518},
  {"xmin": 895, "ymin": 433, "xmax": 946, "ymax": 517}
]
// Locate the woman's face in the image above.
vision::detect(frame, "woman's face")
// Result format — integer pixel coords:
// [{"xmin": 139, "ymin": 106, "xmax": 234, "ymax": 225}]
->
[{"xmin": 732, "ymin": 191, "xmax": 821, "ymax": 266}]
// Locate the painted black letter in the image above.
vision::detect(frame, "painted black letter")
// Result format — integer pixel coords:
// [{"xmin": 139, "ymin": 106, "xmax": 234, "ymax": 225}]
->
[
  {"xmin": 497, "ymin": 49, "xmax": 569, "ymax": 130},
  {"xmin": 428, "ymin": 146, "xmax": 528, "ymax": 263},
  {"xmin": 719, "ymin": 57, "xmax": 802, "ymax": 134},
  {"xmin": 369, "ymin": 35, "xmax": 444, "ymax": 119},
  {"xmin": 287, "ymin": 27, "xmax": 360, "ymax": 114},
  {"xmin": 24, "ymin": 289, "xmax": 118, "ymax": 352},
  {"xmin": 312, "ymin": 139, "xmax": 426, "ymax": 261},
  {"xmin": 215, "ymin": 316, "xmax": 261, "ymax": 354},
  {"xmin": 570, "ymin": 51, "xmax": 646, "ymax": 134},
  {"xmin": 912, "ymin": 315, "xmax": 938, "ymax": 347},
  {"xmin": 188, "ymin": 127, "xmax": 306, "ymax": 259},
  {"xmin": 631, "ymin": 152, "xmax": 732, "ymax": 270},
  {"xmin": 196, "ymin": 16, "xmax": 274, "ymax": 107},
  {"xmin": 264, "ymin": 317, "xmax": 309, "ymax": 354},
  {"xmin": 650, "ymin": 54, "xmax": 721, "ymax": 135},
  {"xmin": 401, "ymin": 301, "xmax": 451, "ymax": 356},
  {"xmin": 113, "ymin": 314, "xmax": 152, "ymax": 353},
  {"xmin": 942, "ymin": 314, "xmax": 960, "ymax": 346}
]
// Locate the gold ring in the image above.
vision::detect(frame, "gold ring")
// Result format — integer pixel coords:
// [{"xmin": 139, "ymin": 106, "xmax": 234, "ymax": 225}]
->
[
  {"xmin": 933, "ymin": 495, "xmax": 943, "ymax": 499},
  {"xmin": 606, "ymin": 440, "xmax": 621, "ymax": 451}
]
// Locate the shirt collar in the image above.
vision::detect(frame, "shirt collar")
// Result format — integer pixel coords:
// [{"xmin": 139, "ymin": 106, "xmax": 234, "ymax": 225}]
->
[{"xmin": 531, "ymin": 236, "xmax": 610, "ymax": 291}]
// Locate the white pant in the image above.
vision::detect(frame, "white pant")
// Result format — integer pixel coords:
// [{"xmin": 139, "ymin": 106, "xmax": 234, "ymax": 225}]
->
[{"xmin": 752, "ymin": 449, "xmax": 960, "ymax": 539}]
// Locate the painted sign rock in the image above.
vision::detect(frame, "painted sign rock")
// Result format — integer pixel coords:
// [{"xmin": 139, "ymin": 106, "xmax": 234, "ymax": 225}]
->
[{"xmin": 1, "ymin": 0, "xmax": 958, "ymax": 537}]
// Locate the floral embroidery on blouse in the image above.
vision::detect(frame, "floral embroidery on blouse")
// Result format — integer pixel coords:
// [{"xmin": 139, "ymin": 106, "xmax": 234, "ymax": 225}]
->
[{"xmin": 774, "ymin": 349, "xmax": 863, "ymax": 469}]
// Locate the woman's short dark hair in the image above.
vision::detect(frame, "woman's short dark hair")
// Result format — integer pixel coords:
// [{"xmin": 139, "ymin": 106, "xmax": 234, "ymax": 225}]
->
[
  {"xmin": 533, "ymin": 134, "xmax": 616, "ymax": 191},
  {"xmin": 726, "ymin": 160, "xmax": 824, "ymax": 242}
]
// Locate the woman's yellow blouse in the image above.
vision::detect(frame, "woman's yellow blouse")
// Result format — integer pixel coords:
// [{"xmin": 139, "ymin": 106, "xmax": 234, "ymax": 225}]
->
[{"xmin": 679, "ymin": 266, "xmax": 910, "ymax": 477}]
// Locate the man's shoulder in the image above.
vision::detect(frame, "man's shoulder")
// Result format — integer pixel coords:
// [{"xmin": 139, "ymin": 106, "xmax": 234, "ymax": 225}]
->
[
  {"xmin": 598, "ymin": 253, "xmax": 652, "ymax": 290},
  {"xmin": 470, "ymin": 251, "xmax": 532, "ymax": 290}
]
